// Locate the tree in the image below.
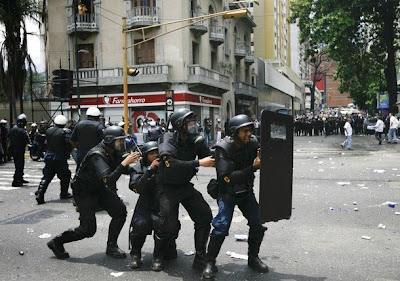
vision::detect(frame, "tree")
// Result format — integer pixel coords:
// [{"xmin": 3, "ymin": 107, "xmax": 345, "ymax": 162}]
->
[
  {"xmin": 290, "ymin": 0, "xmax": 400, "ymax": 112},
  {"xmin": 0, "ymin": 0, "xmax": 43, "ymax": 123}
]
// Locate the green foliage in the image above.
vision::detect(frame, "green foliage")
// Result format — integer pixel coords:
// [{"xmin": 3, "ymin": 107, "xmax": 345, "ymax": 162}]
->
[{"xmin": 290, "ymin": 0, "xmax": 400, "ymax": 111}]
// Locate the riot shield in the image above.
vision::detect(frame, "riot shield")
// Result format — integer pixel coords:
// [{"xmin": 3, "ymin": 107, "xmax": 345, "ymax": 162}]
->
[{"xmin": 259, "ymin": 110, "xmax": 293, "ymax": 223}]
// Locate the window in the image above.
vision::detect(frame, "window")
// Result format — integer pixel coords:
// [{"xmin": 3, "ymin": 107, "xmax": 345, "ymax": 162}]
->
[
  {"xmin": 134, "ymin": 39, "xmax": 155, "ymax": 64},
  {"xmin": 78, "ymin": 44, "xmax": 94, "ymax": 68},
  {"xmin": 192, "ymin": 42, "xmax": 199, "ymax": 64},
  {"xmin": 133, "ymin": 0, "xmax": 155, "ymax": 7},
  {"xmin": 211, "ymin": 51, "xmax": 217, "ymax": 70}
]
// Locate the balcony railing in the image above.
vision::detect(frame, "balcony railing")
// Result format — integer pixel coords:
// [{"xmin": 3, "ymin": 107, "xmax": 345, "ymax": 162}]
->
[
  {"xmin": 234, "ymin": 42, "xmax": 246, "ymax": 58},
  {"xmin": 233, "ymin": 81, "xmax": 258, "ymax": 98},
  {"xmin": 244, "ymin": 51, "xmax": 255, "ymax": 64},
  {"xmin": 67, "ymin": 13, "xmax": 99, "ymax": 33},
  {"xmin": 73, "ymin": 64, "xmax": 172, "ymax": 87},
  {"xmin": 209, "ymin": 25, "xmax": 224, "ymax": 45},
  {"xmin": 188, "ymin": 65, "xmax": 230, "ymax": 91},
  {"xmin": 126, "ymin": 6, "xmax": 160, "ymax": 28},
  {"xmin": 189, "ymin": 11, "xmax": 208, "ymax": 35}
]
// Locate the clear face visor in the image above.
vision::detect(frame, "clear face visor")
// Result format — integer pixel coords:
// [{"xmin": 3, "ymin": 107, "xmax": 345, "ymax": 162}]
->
[
  {"xmin": 113, "ymin": 137, "xmax": 127, "ymax": 152},
  {"xmin": 183, "ymin": 119, "xmax": 199, "ymax": 135}
]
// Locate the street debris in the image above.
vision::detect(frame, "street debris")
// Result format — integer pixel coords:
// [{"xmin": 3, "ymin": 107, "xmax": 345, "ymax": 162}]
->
[
  {"xmin": 27, "ymin": 228, "xmax": 34, "ymax": 233},
  {"xmin": 337, "ymin": 182, "xmax": 351, "ymax": 186},
  {"xmin": 395, "ymin": 212, "xmax": 400, "ymax": 215},
  {"xmin": 329, "ymin": 207, "xmax": 335, "ymax": 210},
  {"xmin": 38, "ymin": 233, "xmax": 51, "ymax": 239},
  {"xmin": 19, "ymin": 250, "xmax": 24, "ymax": 255},
  {"xmin": 382, "ymin": 201, "xmax": 398, "ymax": 208},
  {"xmin": 317, "ymin": 169, "xmax": 324, "ymax": 173},
  {"xmin": 378, "ymin": 224, "xmax": 386, "ymax": 229},
  {"xmin": 184, "ymin": 251, "xmax": 195, "ymax": 256},
  {"xmin": 110, "ymin": 272, "xmax": 124, "ymax": 277},
  {"xmin": 373, "ymin": 169, "xmax": 385, "ymax": 173},
  {"xmin": 226, "ymin": 251, "xmax": 248, "ymax": 260},
  {"xmin": 235, "ymin": 234, "xmax": 248, "ymax": 241},
  {"xmin": 357, "ymin": 184, "xmax": 366, "ymax": 187},
  {"xmin": 353, "ymin": 202, "xmax": 357, "ymax": 205},
  {"xmin": 361, "ymin": 236, "xmax": 372, "ymax": 240},
  {"xmin": 354, "ymin": 208, "xmax": 359, "ymax": 211},
  {"xmin": 313, "ymin": 156, "xmax": 318, "ymax": 159}
]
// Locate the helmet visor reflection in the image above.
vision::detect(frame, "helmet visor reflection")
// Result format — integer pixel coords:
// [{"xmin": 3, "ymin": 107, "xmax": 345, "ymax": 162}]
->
[
  {"xmin": 113, "ymin": 137, "xmax": 127, "ymax": 152},
  {"xmin": 183, "ymin": 119, "xmax": 199, "ymax": 135}
]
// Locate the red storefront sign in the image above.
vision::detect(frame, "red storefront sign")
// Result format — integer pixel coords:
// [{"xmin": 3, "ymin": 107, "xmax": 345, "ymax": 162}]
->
[{"xmin": 69, "ymin": 92, "xmax": 221, "ymax": 107}]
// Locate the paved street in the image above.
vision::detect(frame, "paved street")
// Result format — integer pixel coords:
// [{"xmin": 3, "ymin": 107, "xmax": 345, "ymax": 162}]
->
[{"xmin": 1, "ymin": 134, "xmax": 399, "ymax": 281}]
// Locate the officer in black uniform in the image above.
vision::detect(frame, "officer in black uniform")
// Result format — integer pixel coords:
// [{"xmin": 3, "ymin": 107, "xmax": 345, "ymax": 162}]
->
[
  {"xmin": 36, "ymin": 121, "xmax": 47, "ymax": 154},
  {"xmin": 70, "ymin": 107, "xmax": 104, "ymax": 168},
  {"xmin": 202, "ymin": 114, "xmax": 268, "ymax": 280},
  {"xmin": 8, "ymin": 114, "xmax": 30, "ymax": 187},
  {"xmin": 128, "ymin": 141, "xmax": 179, "ymax": 270},
  {"xmin": 47, "ymin": 126, "xmax": 140, "ymax": 260},
  {"xmin": 153, "ymin": 108, "xmax": 215, "ymax": 272},
  {"xmin": 0, "ymin": 119, "xmax": 9, "ymax": 163},
  {"xmin": 35, "ymin": 115, "xmax": 73, "ymax": 204}
]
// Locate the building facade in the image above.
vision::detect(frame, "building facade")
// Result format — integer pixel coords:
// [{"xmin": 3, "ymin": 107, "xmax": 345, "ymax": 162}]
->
[{"xmin": 45, "ymin": 0, "xmax": 257, "ymax": 135}]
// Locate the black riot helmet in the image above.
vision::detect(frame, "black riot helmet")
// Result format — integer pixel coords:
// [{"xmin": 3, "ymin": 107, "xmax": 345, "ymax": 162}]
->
[
  {"xmin": 170, "ymin": 108, "xmax": 198, "ymax": 136},
  {"xmin": 103, "ymin": 125, "xmax": 126, "ymax": 152},
  {"xmin": 229, "ymin": 114, "xmax": 254, "ymax": 137},
  {"xmin": 142, "ymin": 141, "xmax": 158, "ymax": 164},
  {"xmin": 17, "ymin": 114, "xmax": 27, "ymax": 128}
]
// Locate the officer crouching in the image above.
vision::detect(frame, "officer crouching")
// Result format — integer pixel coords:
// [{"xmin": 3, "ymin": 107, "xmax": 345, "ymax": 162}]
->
[
  {"xmin": 202, "ymin": 114, "xmax": 269, "ymax": 279},
  {"xmin": 128, "ymin": 141, "xmax": 179, "ymax": 270},
  {"xmin": 35, "ymin": 115, "xmax": 73, "ymax": 204},
  {"xmin": 47, "ymin": 126, "xmax": 140, "ymax": 259}
]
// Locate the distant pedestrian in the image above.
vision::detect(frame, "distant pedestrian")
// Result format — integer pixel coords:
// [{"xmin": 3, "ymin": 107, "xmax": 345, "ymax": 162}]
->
[
  {"xmin": 215, "ymin": 119, "xmax": 222, "ymax": 143},
  {"xmin": 374, "ymin": 116, "xmax": 384, "ymax": 145},
  {"xmin": 203, "ymin": 118, "xmax": 211, "ymax": 146},
  {"xmin": 387, "ymin": 113, "xmax": 399, "ymax": 144},
  {"xmin": 147, "ymin": 120, "xmax": 163, "ymax": 141},
  {"xmin": 341, "ymin": 118, "xmax": 353, "ymax": 150},
  {"xmin": 254, "ymin": 117, "xmax": 260, "ymax": 136}
]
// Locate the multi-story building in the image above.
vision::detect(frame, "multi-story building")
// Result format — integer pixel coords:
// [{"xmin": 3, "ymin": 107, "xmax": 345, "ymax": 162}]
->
[
  {"xmin": 44, "ymin": 0, "xmax": 257, "ymax": 137},
  {"xmin": 253, "ymin": 0, "xmax": 303, "ymax": 114}
]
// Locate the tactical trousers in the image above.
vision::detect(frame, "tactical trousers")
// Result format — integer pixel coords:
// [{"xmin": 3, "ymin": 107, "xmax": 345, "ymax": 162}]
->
[
  {"xmin": 12, "ymin": 147, "xmax": 25, "ymax": 182},
  {"xmin": 41, "ymin": 159, "xmax": 71, "ymax": 193},
  {"xmin": 71, "ymin": 185, "xmax": 127, "ymax": 241},
  {"xmin": 156, "ymin": 184, "xmax": 212, "ymax": 256},
  {"xmin": 211, "ymin": 191, "xmax": 264, "ymax": 237}
]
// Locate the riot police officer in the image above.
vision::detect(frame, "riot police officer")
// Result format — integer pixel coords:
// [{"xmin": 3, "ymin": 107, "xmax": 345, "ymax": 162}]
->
[
  {"xmin": 70, "ymin": 107, "xmax": 104, "ymax": 168},
  {"xmin": 202, "ymin": 114, "xmax": 268, "ymax": 280},
  {"xmin": 153, "ymin": 108, "xmax": 215, "ymax": 272},
  {"xmin": 8, "ymin": 114, "xmax": 30, "ymax": 187},
  {"xmin": 47, "ymin": 126, "xmax": 140, "ymax": 259},
  {"xmin": 128, "ymin": 141, "xmax": 179, "ymax": 270},
  {"xmin": 35, "ymin": 115, "xmax": 73, "ymax": 204},
  {"xmin": 29, "ymin": 123, "xmax": 38, "ymax": 143}
]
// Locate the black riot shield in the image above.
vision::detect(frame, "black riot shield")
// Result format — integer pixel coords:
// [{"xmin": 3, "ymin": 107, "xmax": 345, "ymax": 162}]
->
[{"xmin": 259, "ymin": 110, "xmax": 293, "ymax": 223}]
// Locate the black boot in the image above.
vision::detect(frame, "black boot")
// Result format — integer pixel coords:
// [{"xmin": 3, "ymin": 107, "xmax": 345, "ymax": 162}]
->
[
  {"xmin": 106, "ymin": 216, "xmax": 127, "ymax": 259},
  {"xmin": 47, "ymin": 229, "xmax": 81, "ymax": 259},
  {"xmin": 60, "ymin": 178, "xmax": 73, "ymax": 199},
  {"xmin": 248, "ymin": 232, "xmax": 269, "ymax": 273},
  {"xmin": 164, "ymin": 239, "xmax": 178, "ymax": 260},
  {"xmin": 192, "ymin": 225, "xmax": 211, "ymax": 271},
  {"xmin": 152, "ymin": 234, "xmax": 166, "ymax": 272},
  {"xmin": 129, "ymin": 235, "xmax": 146, "ymax": 269},
  {"xmin": 202, "ymin": 235, "xmax": 225, "ymax": 279},
  {"xmin": 35, "ymin": 180, "xmax": 49, "ymax": 205}
]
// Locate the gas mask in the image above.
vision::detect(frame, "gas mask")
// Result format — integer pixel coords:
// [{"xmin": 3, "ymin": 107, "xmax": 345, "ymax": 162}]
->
[
  {"xmin": 112, "ymin": 137, "xmax": 127, "ymax": 159},
  {"xmin": 182, "ymin": 119, "xmax": 200, "ymax": 142}
]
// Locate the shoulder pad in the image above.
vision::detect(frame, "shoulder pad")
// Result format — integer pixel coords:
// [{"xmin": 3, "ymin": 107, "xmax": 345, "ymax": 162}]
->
[
  {"xmin": 215, "ymin": 137, "xmax": 236, "ymax": 155},
  {"xmin": 193, "ymin": 135, "xmax": 205, "ymax": 144},
  {"xmin": 158, "ymin": 132, "xmax": 178, "ymax": 157}
]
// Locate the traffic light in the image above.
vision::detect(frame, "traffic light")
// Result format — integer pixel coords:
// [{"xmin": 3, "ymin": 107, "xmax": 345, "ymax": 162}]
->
[
  {"xmin": 51, "ymin": 69, "xmax": 73, "ymax": 98},
  {"xmin": 127, "ymin": 68, "xmax": 139, "ymax": 76}
]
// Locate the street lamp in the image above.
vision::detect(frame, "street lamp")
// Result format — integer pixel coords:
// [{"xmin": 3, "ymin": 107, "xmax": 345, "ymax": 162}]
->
[{"xmin": 122, "ymin": 8, "xmax": 249, "ymax": 134}]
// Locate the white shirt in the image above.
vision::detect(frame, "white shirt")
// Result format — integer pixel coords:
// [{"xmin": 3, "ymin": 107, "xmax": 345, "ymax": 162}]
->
[
  {"xmin": 390, "ymin": 116, "xmax": 398, "ymax": 129},
  {"xmin": 344, "ymin": 121, "xmax": 352, "ymax": 136},
  {"xmin": 375, "ymin": 119, "xmax": 384, "ymax": 133}
]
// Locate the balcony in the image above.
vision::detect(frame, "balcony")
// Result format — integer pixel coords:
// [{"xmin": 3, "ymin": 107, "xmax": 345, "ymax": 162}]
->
[
  {"xmin": 67, "ymin": 13, "xmax": 99, "ymax": 35},
  {"xmin": 234, "ymin": 42, "xmax": 246, "ymax": 58},
  {"xmin": 233, "ymin": 81, "xmax": 258, "ymax": 98},
  {"xmin": 73, "ymin": 64, "xmax": 172, "ymax": 87},
  {"xmin": 244, "ymin": 51, "xmax": 255, "ymax": 65},
  {"xmin": 189, "ymin": 11, "xmax": 208, "ymax": 36},
  {"xmin": 209, "ymin": 25, "xmax": 224, "ymax": 46},
  {"xmin": 126, "ymin": 6, "xmax": 160, "ymax": 28},
  {"xmin": 188, "ymin": 65, "xmax": 230, "ymax": 94}
]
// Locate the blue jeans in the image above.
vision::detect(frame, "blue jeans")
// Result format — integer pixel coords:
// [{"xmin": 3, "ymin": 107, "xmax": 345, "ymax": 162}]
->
[
  {"xmin": 388, "ymin": 128, "xmax": 398, "ymax": 143},
  {"xmin": 204, "ymin": 132, "xmax": 211, "ymax": 146},
  {"xmin": 342, "ymin": 135, "xmax": 352, "ymax": 149},
  {"xmin": 211, "ymin": 191, "xmax": 264, "ymax": 237}
]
